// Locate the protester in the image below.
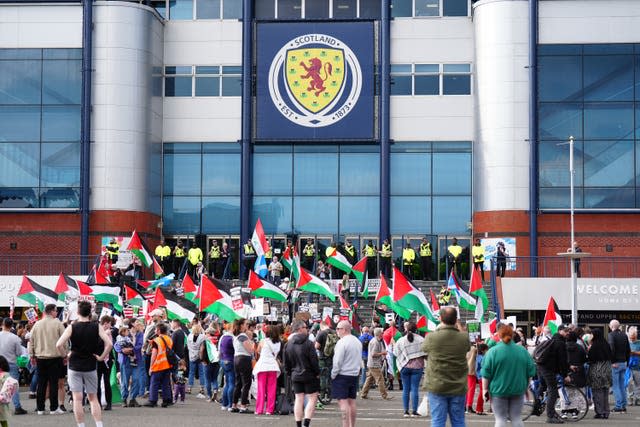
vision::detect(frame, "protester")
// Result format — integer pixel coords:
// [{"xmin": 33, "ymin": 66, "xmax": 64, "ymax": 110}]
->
[
  {"xmin": 0, "ymin": 355, "xmax": 18, "ymax": 426},
  {"xmin": 186, "ymin": 323, "xmax": 206, "ymax": 396},
  {"xmin": 628, "ymin": 326, "xmax": 640, "ymax": 406},
  {"xmin": 200, "ymin": 326, "xmax": 221, "ymax": 402},
  {"xmin": 535, "ymin": 325, "xmax": 569, "ymax": 423},
  {"xmin": 587, "ymin": 328, "xmax": 612, "ymax": 419},
  {"xmin": 0, "ymin": 318, "xmax": 27, "ymax": 415},
  {"xmin": 466, "ymin": 342, "xmax": 488, "ymax": 415},
  {"xmin": 284, "ymin": 319, "xmax": 320, "ymax": 427},
  {"xmin": 360, "ymin": 327, "xmax": 391, "ymax": 401},
  {"xmin": 56, "ymin": 300, "xmax": 112, "ymax": 427},
  {"xmin": 481, "ymin": 324, "xmax": 536, "ymax": 427},
  {"xmin": 127, "ymin": 318, "xmax": 145, "ymax": 407},
  {"xmin": 231, "ymin": 319, "xmax": 254, "ymax": 413},
  {"xmin": 96, "ymin": 316, "xmax": 115, "ymax": 411},
  {"xmin": 358, "ymin": 326, "xmax": 373, "ymax": 387},
  {"xmin": 114, "ymin": 325, "xmax": 135, "ymax": 407},
  {"xmin": 145, "ymin": 322, "xmax": 174, "ymax": 408},
  {"xmin": 331, "ymin": 320, "xmax": 362, "ymax": 427},
  {"xmin": 607, "ymin": 319, "xmax": 630, "ymax": 412},
  {"xmin": 218, "ymin": 322, "xmax": 236, "ymax": 411},
  {"xmin": 422, "ymin": 307, "xmax": 470, "ymax": 427},
  {"xmin": 253, "ymin": 324, "xmax": 282, "ymax": 415},
  {"xmin": 173, "ymin": 359, "xmax": 188, "ymax": 404},
  {"xmin": 395, "ymin": 322, "xmax": 425, "ymax": 417}
]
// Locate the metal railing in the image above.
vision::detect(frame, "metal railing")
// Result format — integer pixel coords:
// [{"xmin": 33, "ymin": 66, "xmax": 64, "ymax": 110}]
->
[
  {"xmin": 489, "ymin": 256, "xmax": 640, "ymax": 279},
  {"xmin": 0, "ymin": 255, "xmax": 100, "ymax": 276}
]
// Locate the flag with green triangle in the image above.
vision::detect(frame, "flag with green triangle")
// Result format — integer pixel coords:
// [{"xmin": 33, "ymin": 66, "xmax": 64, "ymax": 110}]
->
[
  {"xmin": 17, "ymin": 276, "xmax": 58, "ymax": 311},
  {"xmin": 375, "ymin": 274, "xmax": 412, "ymax": 319},
  {"xmin": 351, "ymin": 256, "xmax": 367, "ymax": 284},
  {"xmin": 392, "ymin": 267, "xmax": 438, "ymax": 322},
  {"xmin": 543, "ymin": 296, "xmax": 562, "ymax": 334},
  {"xmin": 470, "ymin": 267, "xmax": 489, "ymax": 320}
]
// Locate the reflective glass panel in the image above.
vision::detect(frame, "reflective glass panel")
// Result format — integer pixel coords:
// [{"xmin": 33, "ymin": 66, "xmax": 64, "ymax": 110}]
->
[
  {"xmin": 584, "ymin": 188, "xmax": 635, "ymax": 208},
  {"xmin": 359, "ymin": 0, "xmax": 381, "ymax": 19},
  {"xmin": 339, "ymin": 153, "xmax": 379, "ymax": 195},
  {"xmin": 391, "ymin": 0, "xmax": 412, "ymax": 17},
  {"xmin": 538, "ymin": 55, "xmax": 582, "ymax": 102},
  {"xmin": 0, "ymin": 60, "xmax": 41, "ymax": 104},
  {"xmin": 415, "ymin": 0, "xmax": 439, "ymax": 17},
  {"xmin": 293, "ymin": 153, "xmax": 338, "ymax": 195},
  {"xmin": 202, "ymin": 153, "xmax": 241, "ymax": 195},
  {"xmin": 255, "ymin": 0, "xmax": 275, "ymax": 19},
  {"xmin": 196, "ymin": 0, "xmax": 220, "ymax": 18},
  {"xmin": 390, "ymin": 152, "xmax": 430, "ymax": 195},
  {"xmin": 42, "ymin": 106, "xmax": 81, "ymax": 141},
  {"xmin": 42, "ymin": 60, "xmax": 82, "ymax": 104},
  {"xmin": 583, "ymin": 55, "xmax": 634, "ymax": 101},
  {"xmin": 538, "ymin": 141, "xmax": 583, "ymax": 187},
  {"xmin": 432, "ymin": 153, "xmax": 471, "ymax": 195},
  {"xmin": 583, "ymin": 102, "xmax": 633, "ymax": 139},
  {"xmin": 294, "ymin": 196, "xmax": 338, "ymax": 234},
  {"xmin": 221, "ymin": 76, "xmax": 242, "ymax": 96},
  {"xmin": 432, "ymin": 196, "xmax": 471, "ymax": 234},
  {"xmin": 195, "ymin": 76, "xmax": 220, "ymax": 96},
  {"xmin": 253, "ymin": 153, "xmax": 292, "ymax": 195},
  {"xmin": 0, "ymin": 188, "xmax": 38, "ymax": 208},
  {"xmin": 165, "ymin": 77, "xmax": 192, "ymax": 96},
  {"xmin": 163, "ymin": 153, "xmax": 202, "ymax": 195},
  {"xmin": 0, "ymin": 143, "xmax": 39, "ymax": 187},
  {"xmin": 169, "ymin": 0, "xmax": 194, "ymax": 19},
  {"xmin": 443, "ymin": 75, "xmax": 470, "ymax": 95},
  {"xmin": 333, "ymin": 0, "xmax": 356, "ymax": 18},
  {"xmin": 306, "ymin": 0, "xmax": 329, "ymax": 18},
  {"xmin": 202, "ymin": 196, "xmax": 240, "ymax": 233},
  {"xmin": 443, "ymin": 64, "xmax": 470, "ymax": 73},
  {"xmin": 0, "ymin": 106, "xmax": 40, "ymax": 141},
  {"xmin": 40, "ymin": 187, "xmax": 79, "ymax": 208},
  {"xmin": 162, "ymin": 196, "xmax": 200, "ymax": 234},
  {"xmin": 40, "ymin": 142, "xmax": 80, "ymax": 187},
  {"xmin": 390, "ymin": 196, "xmax": 430, "ymax": 234},
  {"xmin": 390, "ymin": 75, "xmax": 411, "ymax": 95},
  {"xmin": 443, "ymin": 0, "xmax": 468, "ymax": 16},
  {"xmin": 538, "ymin": 103, "xmax": 582, "ymax": 140},
  {"xmin": 539, "ymin": 187, "xmax": 583, "ymax": 209},
  {"xmin": 278, "ymin": 0, "xmax": 301, "ymax": 18},
  {"xmin": 252, "ymin": 196, "xmax": 293, "ymax": 234},
  {"xmin": 223, "ymin": 0, "xmax": 242, "ymax": 18},
  {"xmin": 339, "ymin": 196, "xmax": 379, "ymax": 234},
  {"xmin": 636, "ymin": 55, "xmax": 640, "ymax": 101},
  {"xmin": 583, "ymin": 140, "xmax": 634, "ymax": 187},
  {"xmin": 414, "ymin": 75, "xmax": 439, "ymax": 95}
]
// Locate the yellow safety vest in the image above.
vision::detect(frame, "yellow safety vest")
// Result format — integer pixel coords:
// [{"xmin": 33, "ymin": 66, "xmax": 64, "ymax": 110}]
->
[
  {"xmin": 438, "ymin": 289, "xmax": 451, "ymax": 305},
  {"xmin": 472, "ymin": 245, "xmax": 485, "ymax": 263},
  {"xmin": 381, "ymin": 244, "xmax": 392, "ymax": 258},
  {"xmin": 303, "ymin": 245, "xmax": 314, "ymax": 257},
  {"xmin": 106, "ymin": 243, "xmax": 119, "ymax": 259},
  {"xmin": 448, "ymin": 244, "xmax": 462, "ymax": 259},
  {"xmin": 244, "ymin": 244, "xmax": 255, "ymax": 255},
  {"xmin": 209, "ymin": 246, "xmax": 221, "ymax": 259},
  {"xmin": 402, "ymin": 248, "xmax": 415, "ymax": 265},
  {"xmin": 188, "ymin": 247, "xmax": 203, "ymax": 265},
  {"xmin": 419, "ymin": 243, "xmax": 432, "ymax": 257},
  {"xmin": 174, "ymin": 247, "xmax": 185, "ymax": 258},
  {"xmin": 155, "ymin": 245, "xmax": 170, "ymax": 259},
  {"xmin": 365, "ymin": 245, "xmax": 376, "ymax": 257},
  {"xmin": 345, "ymin": 245, "xmax": 355, "ymax": 258}
]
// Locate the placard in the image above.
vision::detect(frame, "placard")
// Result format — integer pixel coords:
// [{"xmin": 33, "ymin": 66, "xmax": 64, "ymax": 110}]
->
[
  {"xmin": 467, "ymin": 320, "xmax": 481, "ymax": 342},
  {"xmin": 321, "ymin": 307, "xmax": 333, "ymax": 323},
  {"xmin": 385, "ymin": 312, "xmax": 395, "ymax": 324},
  {"xmin": 25, "ymin": 308, "xmax": 38, "ymax": 324}
]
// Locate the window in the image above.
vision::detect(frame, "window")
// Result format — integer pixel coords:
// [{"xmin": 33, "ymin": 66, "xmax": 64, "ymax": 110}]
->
[
  {"xmin": 165, "ymin": 65, "xmax": 241, "ymax": 97},
  {"xmin": 169, "ymin": 0, "xmax": 193, "ymax": 20},
  {"xmin": 413, "ymin": 0, "xmax": 468, "ymax": 17},
  {"xmin": 306, "ymin": 0, "xmax": 330, "ymax": 18},
  {"xmin": 415, "ymin": 0, "xmax": 439, "ymax": 17},
  {"xmin": 196, "ymin": 0, "xmax": 220, "ymax": 19},
  {"xmin": 333, "ymin": 0, "xmax": 357, "ymax": 19},
  {"xmin": 391, "ymin": 0, "xmax": 412, "ymax": 17},
  {"xmin": 254, "ymin": 0, "xmax": 380, "ymax": 20},
  {"xmin": 161, "ymin": 0, "xmax": 241, "ymax": 19},
  {"xmin": 278, "ymin": 0, "xmax": 302, "ymax": 19},
  {"xmin": 391, "ymin": 63, "xmax": 472, "ymax": 96}
]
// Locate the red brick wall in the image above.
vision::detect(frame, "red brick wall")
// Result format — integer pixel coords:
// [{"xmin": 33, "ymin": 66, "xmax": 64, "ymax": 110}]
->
[{"xmin": 473, "ymin": 210, "xmax": 531, "ymax": 257}]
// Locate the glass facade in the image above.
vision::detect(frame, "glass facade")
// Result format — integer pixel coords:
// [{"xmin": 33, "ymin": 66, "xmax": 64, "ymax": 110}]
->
[
  {"xmin": 165, "ymin": 65, "xmax": 242, "ymax": 97},
  {"xmin": 391, "ymin": 63, "xmax": 472, "ymax": 96},
  {"xmin": 391, "ymin": 0, "xmax": 469, "ymax": 18},
  {"xmin": 538, "ymin": 44, "xmax": 640, "ymax": 209},
  {"xmin": 254, "ymin": 0, "xmax": 382, "ymax": 20},
  {"xmin": 0, "ymin": 48, "xmax": 82, "ymax": 208}
]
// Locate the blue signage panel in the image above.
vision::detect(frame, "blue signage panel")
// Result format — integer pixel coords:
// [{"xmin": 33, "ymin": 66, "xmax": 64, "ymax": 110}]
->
[{"xmin": 255, "ymin": 22, "xmax": 375, "ymax": 141}]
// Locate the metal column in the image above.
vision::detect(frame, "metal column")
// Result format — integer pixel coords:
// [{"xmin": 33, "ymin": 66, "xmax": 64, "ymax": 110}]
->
[
  {"xmin": 528, "ymin": 0, "xmax": 539, "ymax": 275},
  {"xmin": 80, "ymin": 0, "xmax": 93, "ymax": 274},
  {"xmin": 379, "ymin": 0, "xmax": 391, "ymax": 242}
]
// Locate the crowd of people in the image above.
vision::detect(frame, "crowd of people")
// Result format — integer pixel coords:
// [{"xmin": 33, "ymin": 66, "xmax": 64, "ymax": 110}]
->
[{"xmin": 1, "ymin": 298, "xmax": 639, "ymax": 427}]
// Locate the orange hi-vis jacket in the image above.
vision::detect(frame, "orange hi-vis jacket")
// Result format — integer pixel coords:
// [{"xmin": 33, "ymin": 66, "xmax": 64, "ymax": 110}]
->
[{"xmin": 150, "ymin": 335, "xmax": 173, "ymax": 373}]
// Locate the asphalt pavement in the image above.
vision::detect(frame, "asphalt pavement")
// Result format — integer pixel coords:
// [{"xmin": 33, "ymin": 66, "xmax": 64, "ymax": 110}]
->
[{"xmin": 11, "ymin": 389, "xmax": 640, "ymax": 427}]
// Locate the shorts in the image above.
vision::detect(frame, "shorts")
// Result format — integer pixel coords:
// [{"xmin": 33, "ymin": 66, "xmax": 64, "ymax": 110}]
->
[
  {"xmin": 331, "ymin": 374, "xmax": 358, "ymax": 400},
  {"xmin": 68, "ymin": 369, "xmax": 98, "ymax": 394},
  {"xmin": 292, "ymin": 378, "xmax": 320, "ymax": 395}
]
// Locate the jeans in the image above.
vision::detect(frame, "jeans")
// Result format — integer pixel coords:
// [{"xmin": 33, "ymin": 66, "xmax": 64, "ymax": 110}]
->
[
  {"xmin": 611, "ymin": 362, "xmax": 627, "ymax": 409},
  {"xmin": 120, "ymin": 358, "xmax": 132, "ymax": 400},
  {"xmin": 29, "ymin": 364, "xmax": 38, "ymax": 393},
  {"xmin": 538, "ymin": 366, "xmax": 559, "ymax": 419},
  {"xmin": 204, "ymin": 363, "xmax": 220, "ymax": 397},
  {"xmin": 400, "ymin": 367, "xmax": 423, "ymax": 413},
  {"xmin": 428, "ymin": 393, "xmax": 466, "ymax": 427},
  {"xmin": 360, "ymin": 358, "xmax": 368, "ymax": 387},
  {"xmin": 188, "ymin": 360, "xmax": 204, "ymax": 389},
  {"xmin": 221, "ymin": 360, "xmax": 235, "ymax": 407},
  {"xmin": 130, "ymin": 363, "xmax": 145, "ymax": 400},
  {"xmin": 149, "ymin": 369, "xmax": 172, "ymax": 404},
  {"xmin": 8, "ymin": 364, "xmax": 22, "ymax": 410},
  {"xmin": 492, "ymin": 395, "xmax": 525, "ymax": 427}
]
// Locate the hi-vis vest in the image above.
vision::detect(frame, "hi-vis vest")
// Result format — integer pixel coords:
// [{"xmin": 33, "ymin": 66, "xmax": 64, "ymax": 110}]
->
[
  {"xmin": 174, "ymin": 247, "xmax": 185, "ymax": 258},
  {"xmin": 244, "ymin": 244, "xmax": 255, "ymax": 255},
  {"xmin": 106, "ymin": 243, "xmax": 119, "ymax": 259},
  {"xmin": 209, "ymin": 246, "xmax": 221, "ymax": 259},
  {"xmin": 472, "ymin": 245, "xmax": 485, "ymax": 263},
  {"xmin": 188, "ymin": 247, "xmax": 203, "ymax": 265},
  {"xmin": 403, "ymin": 248, "xmax": 415, "ymax": 265},
  {"xmin": 303, "ymin": 245, "xmax": 314, "ymax": 257},
  {"xmin": 365, "ymin": 245, "xmax": 376, "ymax": 257},
  {"xmin": 381, "ymin": 244, "xmax": 392, "ymax": 258},
  {"xmin": 151, "ymin": 335, "xmax": 173, "ymax": 373},
  {"xmin": 448, "ymin": 244, "xmax": 462, "ymax": 259},
  {"xmin": 345, "ymin": 245, "xmax": 355, "ymax": 258},
  {"xmin": 419, "ymin": 243, "xmax": 432, "ymax": 257},
  {"xmin": 155, "ymin": 245, "xmax": 170, "ymax": 260}
]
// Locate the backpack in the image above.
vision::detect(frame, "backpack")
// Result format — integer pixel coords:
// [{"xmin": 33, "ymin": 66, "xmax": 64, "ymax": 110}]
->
[
  {"xmin": 533, "ymin": 338, "xmax": 554, "ymax": 364},
  {"xmin": 323, "ymin": 331, "xmax": 339, "ymax": 358},
  {"xmin": 161, "ymin": 336, "xmax": 180, "ymax": 368}
]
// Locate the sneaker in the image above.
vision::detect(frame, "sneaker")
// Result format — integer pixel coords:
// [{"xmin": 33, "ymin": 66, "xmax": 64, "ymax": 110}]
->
[
  {"xmin": 50, "ymin": 408, "xmax": 65, "ymax": 415},
  {"xmin": 221, "ymin": 406, "xmax": 228, "ymax": 411},
  {"xmin": 196, "ymin": 393, "xmax": 207, "ymax": 399},
  {"xmin": 612, "ymin": 407, "xmax": 626, "ymax": 413},
  {"xmin": 143, "ymin": 402, "xmax": 157, "ymax": 408},
  {"xmin": 58, "ymin": 405, "xmax": 67, "ymax": 413},
  {"xmin": 29, "ymin": 393, "xmax": 37, "ymax": 399},
  {"xmin": 129, "ymin": 399, "xmax": 141, "ymax": 407},
  {"xmin": 238, "ymin": 407, "xmax": 253, "ymax": 414},
  {"xmin": 382, "ymin": 396, "xmax": 394, "ymax": 400},
  {"xmin": 403, "ymin": 411, "xmax": 410, "ymax": 418},
  {"xmin": 360, "ymin": 394, "xmax": 368, "ymax": 399},
  {"xmin": 103, "ymin": 404, "xmax": 112, "ymax": 411},
  {"xmin": 227, "ymin": 407, "xmax": 234, "ymax": 412},
  {"xmin": 14, "ymin": 407, "xmax": 27, "ymax": 415},
  {"xmin": 412, "ymin": 411, "xmax": 421, "ymax": 417},
  {"xmin": 37, "ymin": 410, "xmax": 45, "ymax": 415}
]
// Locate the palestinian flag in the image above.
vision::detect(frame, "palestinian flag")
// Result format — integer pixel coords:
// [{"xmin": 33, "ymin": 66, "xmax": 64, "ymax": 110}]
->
[
  {"xmin": 416, "ymin": 315, "xmax": 438, "ymax": 333},
  {"xmin": 470, "ymin": 267, "xmax": 489, "ymax": 320},
  {"xmin": 55, "ymin": 273, "xmax": 80, "ymax": 300},
  {"xmin": 447, "ymin": 271, "xmax": 477, "ymax": 312},
  {"xmin": 126, "ymin": 230, "xmax": 153, "ymax": 267},
  {"xmin": 17, "ymin": 276, "xmax": 58, "ymax": 310},
  {"xmin": 361, "ymin": 271, "xmax": 370, "ymax": 299},
  {"xmin": 429, "ymin": 288, "xmax": 440, "ymax": 312},
  {"xmin": 136, "ymin": 279, "xmax": 151, "ymax": 290},
  {"xmin": 282, "ymin": 246, "xmax": 293, "ymax": 270},
  {"xmin": 97, "ymin": 256, "xmax": 111, "ymax": 279},
  {"xmin": 392, "ymin": 267, "xmax": 438, "ymax": 322},
  {"xmin": 543, "ymin": 296, "xmax": 562, "ymax": 334},
  {"xmin": 86, "ymin": 264, "xmax": 110, "ymax": 285},
  {"xmin": 182, "ymin": 274, "xmax": 198, "ymax": 303},
  {"xmin": 326, "ymin": 247, "xmax": 353, "ymax": 274},
  {"xmin": 248, "ymin": 270, "xmax": 287, "ymax": 302},
  {"xmin": 198, "ymin": 276, "xmax": 242, "ymax": 322},
  {"xmin": 297, "ymin": 268, "xmax": 336, "ymax": 301},
  {"xmin": 124, "ymin": 285, "xmax": 145, "ymax": 307},
  {"xmin": 375, "ymin": 274, "xmax": 412, "ymax": 319},
  {"xmin": 351, "ymin": 256, "xmax": 367, "ymax": 284},
  {"xmin": 155, "ymin": 287, "xmax": 197, "ymax": 324},
  {"xmin": 152, "ymin": 258, "xmax": 164, "ymax": 279},
  {"xmin": 90, "ymin": 285, "xmax": 123, "ymax": 312}
]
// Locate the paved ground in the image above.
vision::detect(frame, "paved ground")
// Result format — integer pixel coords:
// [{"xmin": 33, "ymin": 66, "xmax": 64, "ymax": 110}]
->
[{"xmin": 11, "ymin": 389, "xmax": 640, "ymax": 427}]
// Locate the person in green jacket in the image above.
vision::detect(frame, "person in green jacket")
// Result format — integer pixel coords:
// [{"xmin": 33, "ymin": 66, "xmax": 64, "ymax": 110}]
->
[
  {"xmin": 481, "ymin": 324, "xmax": 536, "ymax": 427},
  {"xmin": 421, "ymin": 307, "xmax": 470, "ymax": 427}
]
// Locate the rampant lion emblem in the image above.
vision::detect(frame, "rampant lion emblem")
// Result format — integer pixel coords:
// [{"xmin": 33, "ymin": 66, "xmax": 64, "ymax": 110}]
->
[{"xmin": 299, "ymin": 58, "xmax": 333, "ymax": 97}]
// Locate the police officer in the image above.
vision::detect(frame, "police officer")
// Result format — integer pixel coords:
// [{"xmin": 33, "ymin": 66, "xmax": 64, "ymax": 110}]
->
[
  {"xmin": 363, "ymin": 239, "xmax": 377, "ymax": 278},
  {"xmin": 343, "ymin": 239, "xmax": 357, "ymax": 266},
  {"xmin": 472, "ymin": 238, "xmax": 485, "ymax": 281},
  {"xmin": 437, "ymin": 283, "xmax": 451, "ymax": 306},
  {"xmin": 173, "ymin": 240, "xmax": 186, "ymax": 277},
  {"xmin": 154, "ymin": 238, "xmax": 171, "ymax": 275},
  {"xmin": 379, "ymin": 239, "xmax": 392, "ymax": 278},
  {"xmin": 302, "ymin": 239, "xmax": 315, "ymax": 271},
  {"xmin": 264, "ymin": 242, "xmax": 273, "ymax": 271},
  {"xmin": 106, "ymin": 238, "xmax": 120, "ymax": 264},
  {"xmin": 447, "ymin": 238, "xmax": 463, "ymax": 278},
  {"xmin": 419, "ymin": 238, "xmax": 433, "ymax": 281},
  {"xmin": 242, "ymin": 239, "xmax": 256, "ymax": 280},
  {"xmin": 187, "ymin": 244, "xmax": 203, "ymax": 280},
  {"xmin": 208, "ymin": 239, "xmax": 221, "ymax": 278},
  {"xmin": 402, "ymin": 243, "xmax": 416, "ymax": 280}
]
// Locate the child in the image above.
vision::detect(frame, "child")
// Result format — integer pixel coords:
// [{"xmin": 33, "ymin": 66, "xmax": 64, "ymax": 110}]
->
[
  {"xmin": 174, "ymin": 359, "xmax": 187, "ymax": 404},
  {"xmin": 0, "ymin": 356, "xmax": 19, "ymax": 427},
  {"xmin": 116, "ymin": 326, "xmax": 136, "ymax": 365}
]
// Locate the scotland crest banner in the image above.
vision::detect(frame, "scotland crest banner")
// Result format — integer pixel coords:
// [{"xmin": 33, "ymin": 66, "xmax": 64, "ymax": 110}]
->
[{"xmin": 256, "ymin": 22, "xmax": 375, "ymax": 141}]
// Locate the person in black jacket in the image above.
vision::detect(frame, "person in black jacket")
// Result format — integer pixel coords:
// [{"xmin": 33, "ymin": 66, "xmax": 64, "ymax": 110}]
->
[
  {"xmin": 608, "ymin": 319, "xmax": 631, "ymax": 412},
  {"xmin": 536, "ymin": 325, "xmax": 569, "ymax": 423},
  {"xmin": 587, "ymin": 329, "xmax": 613, "ymax": 419},
  {"xmin": 284, "ymin": 319, "xmax": 320, "ymax": 427}
]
